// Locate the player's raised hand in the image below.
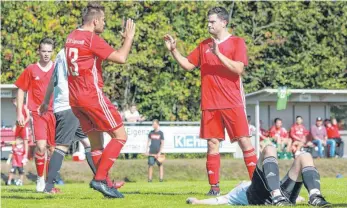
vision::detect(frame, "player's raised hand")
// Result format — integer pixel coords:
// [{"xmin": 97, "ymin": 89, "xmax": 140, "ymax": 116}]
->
[
  {"xmin": 208, "ymin": 38, "xmax": 220, "ymax": 55},
  {"xmin": 120, "ymin": 18, "xmax": 136, "ymax": 40},
  {"xmin": 164, "ymin": 34, "xmax": 176, "ymax": 52},
  {"xmin": 38, "ymin": 103, "xmax": 48, "ymax": 116},
  {"xmin": 16, "ymin": 113, "xmax": 25, "ymax": 127}
]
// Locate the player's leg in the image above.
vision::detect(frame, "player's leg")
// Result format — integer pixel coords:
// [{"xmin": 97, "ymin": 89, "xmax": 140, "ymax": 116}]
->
[
  {"xmin": 326, "ymin": 139, "xmax": 336, "ymax": 158},
  {"xmin": 158, "ymin": 162, "xmax": 164, "ymax": 182},
  {"xmin": 200, "ymin": 110, "xmax": 224, "ymax": 196},
  {"xmin": 148, "ymin": 156, "xmax": 154, "ymax": 182},
  {"xmin": 18, "ymin": 167, "xmax": 24, "ymax": 186},
  {"xmin": 222, "ymin": 108, "xmax": 257, "ymax": 180},
  {"xmin": 258, "ymin": 145, "xmax": 292, "ymax": 205},
  {"xmin": 282, "ymin": 152, "xmax": 331, "ymax": 206},
  {"xmin": 80, "ymin": 137, "xmax": 96, "ymax": 174},
  {"xmin": 7, "ymin": 168, "xmax": 15, "ymax": 185},
  {"xmin": 312, "ymin": 139, "xmax": 323, "ymax": 158},
  {"xmin": 35, "ymin": 140, "xmax": 47, "ymax": 191}
]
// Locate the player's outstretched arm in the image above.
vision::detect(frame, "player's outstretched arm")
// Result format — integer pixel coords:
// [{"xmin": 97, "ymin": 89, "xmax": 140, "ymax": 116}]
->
[
  {"xmin": 186, "ymin": 195, "xmax": 229, "ymax": 205},
  {"xmin": 164, "ymin": 34, "xmax": 195, "ymax": 71},
  {"xmin": 107, "ymin": 19, "xmax": 136, "ymax": 64}
]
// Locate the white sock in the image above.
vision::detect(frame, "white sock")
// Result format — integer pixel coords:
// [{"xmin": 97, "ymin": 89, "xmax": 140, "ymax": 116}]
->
[
  {"xmin": 309, "ymin": 189, "xmax": 321, "ymax": 197},
  {"xmin": 271, "ymin": 189, "xmax": 282, "ymax": 197}
]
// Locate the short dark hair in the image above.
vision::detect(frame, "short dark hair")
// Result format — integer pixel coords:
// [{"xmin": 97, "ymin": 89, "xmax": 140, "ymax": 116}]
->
[
  {"xmin": 296, "ymin": 116, "xmax": 302, "ymax": 120},
  {"xmin": 207, "ymin": 7, "xmax": 229, "ymax": 25},
  {"xmin": 39, "ymin": 38, "xmax": 54, "ymax": 50},
  {"xmin": 82, "ymin": 2, "xmax": 105, "ymax": 24},
  {"xmin": 274, "ymin": 118, "xmax": 282, "ymax": 123},
  {"xmin": 153, "ymin": 119, "xmax": 159, "ymax": 125}
]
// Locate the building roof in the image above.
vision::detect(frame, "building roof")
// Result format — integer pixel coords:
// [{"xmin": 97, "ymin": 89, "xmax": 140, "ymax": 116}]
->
[{"xmin": 246, "ymin": 88, "xmax": 347, "ymax": 104}]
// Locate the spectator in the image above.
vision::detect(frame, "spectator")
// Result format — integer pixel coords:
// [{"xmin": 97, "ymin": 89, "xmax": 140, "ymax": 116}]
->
[
  {"xmin": 6, "ymin": 138, "xmax": 25, "ymax": 186},
  {"xmin": 247, "ymin": 115, "xmax": 256, "ymax": 136},
  {"xmin": 326, "ymin": 118, "xmax": 344, "ymax": 158},
  {"xmin": 124, "ymin": 104, "xmax": 146, "ymax": 122},
  {"xmin": 311, "ymin": 117, "xmax": 336, "ymax": 158},
  {"xmin": 258, "ymin": 120, "xmax": 274, "ymax": 151},
  {"xmin": 290, "ymin": 116, "xmax": 313, "ymax": 156},
  {"xmin": 269, "ymin": 118, "xmax": 293, "ymax": 159},
  {"xmin": 146, "ymin": 119, "xmax": 164, "ymax": 182}
]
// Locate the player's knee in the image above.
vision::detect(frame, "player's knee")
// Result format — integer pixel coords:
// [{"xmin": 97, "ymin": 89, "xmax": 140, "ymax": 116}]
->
[
  {"xmin": 297, "ymin": 152, "xmax": 312, "ymax": 162},
  {"xmin": 262, "ymin": 145, "xmax": 277, "ymax": 156},
  {"xmin": 208, "ymin": 139, "xmax": 219, "ymax": 151},
  {"xmin": 36, "ymin": 145, "xmax": 46, "ymax": 154}
]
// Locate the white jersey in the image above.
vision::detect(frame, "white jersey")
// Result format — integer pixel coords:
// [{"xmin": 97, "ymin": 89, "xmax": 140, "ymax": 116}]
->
[
  {"xmin": 53, "ymin": 49, "xmax": 70, "ymax": 113},
  {"xmin": 227, "ymin": 181, "xmax": 250, "ymax": 205}
]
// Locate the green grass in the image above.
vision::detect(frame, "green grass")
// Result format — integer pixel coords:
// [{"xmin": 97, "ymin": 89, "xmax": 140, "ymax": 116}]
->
[{"xmin": 2, "ymin": 178, "xmax": 347, "ymax": 208}]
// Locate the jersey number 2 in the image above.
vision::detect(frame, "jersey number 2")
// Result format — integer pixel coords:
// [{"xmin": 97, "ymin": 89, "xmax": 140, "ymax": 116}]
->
[{"xmin": 66, "ymin": 48, "xmax": 79, "ymax": 76}]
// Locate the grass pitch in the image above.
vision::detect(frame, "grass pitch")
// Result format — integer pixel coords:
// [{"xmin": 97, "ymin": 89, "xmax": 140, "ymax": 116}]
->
[{"xmin": 2, "ymin": 178, "xmax": 347, "ymax": 208}]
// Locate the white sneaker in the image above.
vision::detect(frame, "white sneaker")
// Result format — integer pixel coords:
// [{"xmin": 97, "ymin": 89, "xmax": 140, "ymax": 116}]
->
[{"xmin": 36, "ymin": 176, "xmax": 45, "ymax": 192}]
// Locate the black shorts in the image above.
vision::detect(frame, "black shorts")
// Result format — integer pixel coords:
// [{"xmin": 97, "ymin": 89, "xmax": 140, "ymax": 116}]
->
[
  {"xmin": 148, "ymin": 156, "xmax": 162, "ymax": 166},
  {"xmin": 246, "ymin": 166, "xmax": 303, "ymax": 205},
  {"xmin": 10, "ymin": 166, "xmax": 24, "ymax": 174},
  {"xmin": 55, "ymin": 109, "xmax": 87, "ymax": 146}
]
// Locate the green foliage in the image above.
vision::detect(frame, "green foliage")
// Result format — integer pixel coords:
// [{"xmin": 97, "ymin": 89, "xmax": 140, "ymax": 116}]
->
[{"xmin": 2, "ymin": 1, "xmax": 346, "ymax": 121}]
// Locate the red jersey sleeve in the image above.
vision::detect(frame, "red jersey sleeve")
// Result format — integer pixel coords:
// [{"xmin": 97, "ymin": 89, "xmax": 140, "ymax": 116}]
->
[
  {"xmin": 90, "ymin": 34, "xmax": 115, "ymax": 60},
  {"xmin": 233, "ymin": 39, "xmax": 248, "ymax": 66},
  {"xmin": 187, "ymin": 45, "xmax": 200, "ymax": 67},
  {"xmin": 14, "ymin": 68, "xmax": 31, "ymax": 91}
]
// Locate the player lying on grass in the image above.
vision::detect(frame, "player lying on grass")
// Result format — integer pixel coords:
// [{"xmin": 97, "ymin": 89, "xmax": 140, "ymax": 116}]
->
[
  {"xmin": 39, "ymin": 49, "xmax": 124, "ymax": 194},
  {"xmin": 186, "ymin": 145, "xmax": 331, "ymax": 207}
]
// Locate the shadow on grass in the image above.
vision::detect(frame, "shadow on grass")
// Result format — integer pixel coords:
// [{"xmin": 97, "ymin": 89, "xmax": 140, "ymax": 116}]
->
[
  {"xmin": 1, "ymin": 195, "xmax": 55, "ymax": 200},
  {"xmin": 332, "ymin": 204, "xmax": 347, "ymax": 208},
  {"xmin": 5, "ymin": 188, "xmax": 36, "ymax": 193}
]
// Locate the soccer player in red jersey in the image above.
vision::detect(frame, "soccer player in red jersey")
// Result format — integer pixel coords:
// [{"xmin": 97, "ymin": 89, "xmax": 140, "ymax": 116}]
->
[
  {"xmin": 64, "ymin": 2, "xmax": 135, "ymax": 198},
  {"xmin": 12, "ymin": 97, "xmax": 30, "ymax": 162},
  {"xmin": 14, "ymin": 38, "xmax": 56, "ymax": 192},
  {"xmin": 290, "ymin": 116, "xmax": 311, "ymax": 155},
  {"xmin": 269, "ymin": 118, "xmax": 293, "ymax": 158},
  {"xmin": 164, "ymin": 7, "xmax": 257, "ymax": 195}
]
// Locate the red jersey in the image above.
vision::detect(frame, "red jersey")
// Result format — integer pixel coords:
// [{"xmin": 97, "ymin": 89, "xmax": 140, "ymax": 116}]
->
[
  {"xmin": 269, "ymin": 126, "xmax": 288, "ymax": 138},
  {"xmin": 65, "ymin": 29, "xmax": 115, "ymax": 106},
  {"xmin": 187, "ymin": 36, "xmax": 248, "ymax": 110},
  {"xmin": 290, "ymin": 124, "xmax": 309, "ymax": 142},
  {"xmin": 12, "ymin": 144, "xmax": 25, "ymax": 167},
  {"xmin": 14, "ymin": 63, "xmax": 54, "ymax": 111},
  {"xmin": 326, "ymin": 125, "xmax": 340, "ymax": 138}
]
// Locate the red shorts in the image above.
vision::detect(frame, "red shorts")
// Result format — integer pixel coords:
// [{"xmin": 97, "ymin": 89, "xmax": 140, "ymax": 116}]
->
[
  {"xmin": 14, "ymin": 125, "xmax": 29, "ymax": 140},
  {"xmin": 30, "ymin": 111, "xmax": 56, "ymax": 146},
  {"xmin": 200, "ymin": 107, "xmax": 250, "ymax": 142},
  {"xmin": 71, "ymin": 94, "xmax": 123, "ymax": 133}
]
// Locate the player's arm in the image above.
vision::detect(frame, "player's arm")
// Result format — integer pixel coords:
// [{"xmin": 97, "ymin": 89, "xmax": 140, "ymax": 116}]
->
[
  {"xmin": 164, "ymin": 34, "xmax": 195, "ymax": 71},
  {"xmin": 16, "ymin": 89, "xmax": 26, "ymax": 127},
  {"xmin": 23, "ymin": 105, "xmax": 30, "ymax": 125},
  {"xmin": 158, "ymin": 140, "xmax": 164, "ymax": 156},
  {"xmin": 107, "ymin": 19, "xmax": 136, "ymax": 64},
  {"xmin": 145, "ymin": 138, "xmax": 150, "ymax": 155},
  {"xmin": 6, "ymin": 153, "xmax": 13, "ymax": 165},
  {"xmin": 210, "ymin": 39, "xmax": 244, "ymax": 75},
  {"xmin": 187, "ymin": 195, "xmax": 230, "ymax": 205}
]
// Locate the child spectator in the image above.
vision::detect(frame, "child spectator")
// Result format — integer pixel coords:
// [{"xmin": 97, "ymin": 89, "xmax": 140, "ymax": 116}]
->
[{"xmin": 7, "ymin": 138, "xmax": 26, "ymax": 186}]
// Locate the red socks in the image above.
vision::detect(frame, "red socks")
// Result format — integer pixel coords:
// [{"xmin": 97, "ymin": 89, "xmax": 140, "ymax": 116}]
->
[
  {"xmin": 243, "ymin": 148, "xmax": 257, "ymax": 180},
  {"xmin": 94, "ymin": 139, "xmax": 125, "ymax": 181},
  {"xmin": 206, "ymin": 153, "xmax": 220, "ymax": 185},
  {"xmin": 35, "ymin": 152, "xmax": 46, "ymax": 177}
]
